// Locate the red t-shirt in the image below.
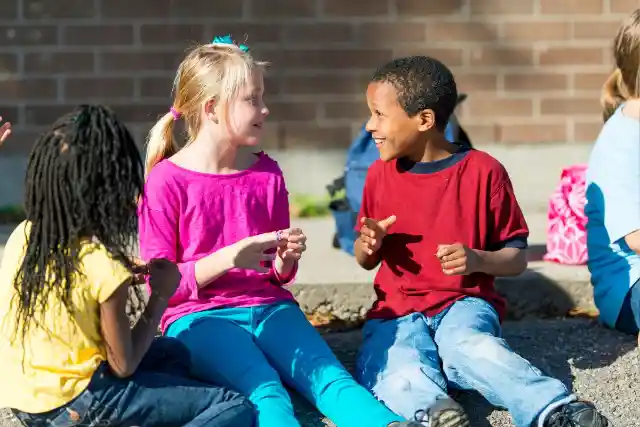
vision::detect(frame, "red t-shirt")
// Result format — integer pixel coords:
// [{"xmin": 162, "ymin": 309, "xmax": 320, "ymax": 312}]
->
[{"xmin": 356, "ymin": 148, "xmax": 529, "ymax": 321}]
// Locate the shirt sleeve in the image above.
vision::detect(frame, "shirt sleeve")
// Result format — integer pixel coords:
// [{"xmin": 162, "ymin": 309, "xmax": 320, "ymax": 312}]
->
[
  {"xmin": 269, "ymin": 170, "xmax": 298, "ymax": 286},
  {"xmin": 488, "ymin": 166, "xmax": 530, "ymax": 251},
  {"xmin": 138, "ymin": 176, "xmax": 199, "ymax": 304},
  {"xmin": 83, "ymin": 245, "xmax": 133, "ymax": 304}
]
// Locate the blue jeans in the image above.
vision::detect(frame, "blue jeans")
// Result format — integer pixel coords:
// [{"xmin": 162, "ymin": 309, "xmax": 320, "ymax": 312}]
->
[
  {"xmin": 13, "ymin": 337, "xmax": 255, "ymax": 427},
  {"xmin": 356, "ymin": 297, "xmax": 575, "ymax": 427},
  {"xmin": 616, "ymin": 280, "xmax": 640, "ymax": 334},
  {"xmin": 166, "ymin": 301, "xmax": 405, "ymax": 427}
]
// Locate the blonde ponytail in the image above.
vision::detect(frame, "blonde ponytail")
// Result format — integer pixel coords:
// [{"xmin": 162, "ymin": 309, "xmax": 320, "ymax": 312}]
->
[{"xmin": 145, "ymin": 112, "xmax": 178, "ymax": 178}]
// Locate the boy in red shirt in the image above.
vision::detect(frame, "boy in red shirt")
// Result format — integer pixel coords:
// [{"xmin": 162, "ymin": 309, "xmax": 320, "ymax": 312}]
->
[{"xmin": 353, "ymin": 56, "xmax": 610, "ymax": 427}]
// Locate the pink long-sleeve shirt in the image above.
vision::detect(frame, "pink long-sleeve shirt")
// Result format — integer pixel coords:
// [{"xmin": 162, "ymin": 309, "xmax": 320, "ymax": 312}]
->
[{"xmin": 138, "ymin": 152, "xmax": 296, "ymax": 333}]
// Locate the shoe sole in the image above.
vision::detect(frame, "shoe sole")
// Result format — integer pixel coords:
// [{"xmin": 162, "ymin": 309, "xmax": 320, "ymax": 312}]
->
[{"xmin": 431, "ymin": 410, "xmax": 471, "ymax": 427}]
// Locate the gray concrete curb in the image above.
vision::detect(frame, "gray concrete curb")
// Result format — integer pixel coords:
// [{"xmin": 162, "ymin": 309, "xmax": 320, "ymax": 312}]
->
[{"xmin": 291, "ymin": 262, "xmax": 596, "ymax": 322}]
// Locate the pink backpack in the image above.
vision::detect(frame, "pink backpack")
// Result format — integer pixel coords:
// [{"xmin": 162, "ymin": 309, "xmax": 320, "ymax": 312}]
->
[{"xmin": 543, "ymin": 164, "xmax": 589, "ymax": 265}]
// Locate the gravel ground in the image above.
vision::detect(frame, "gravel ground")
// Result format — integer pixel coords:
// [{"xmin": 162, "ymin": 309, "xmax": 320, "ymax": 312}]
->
[{"xmin": 1, "ymin": 318, "xmax": 637, "ymax": 426}]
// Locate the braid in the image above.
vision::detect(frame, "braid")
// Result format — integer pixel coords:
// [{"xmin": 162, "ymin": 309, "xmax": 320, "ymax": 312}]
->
[{"xmin": 13, "ymin": 104, "xmax": 144, "ymax": 343}]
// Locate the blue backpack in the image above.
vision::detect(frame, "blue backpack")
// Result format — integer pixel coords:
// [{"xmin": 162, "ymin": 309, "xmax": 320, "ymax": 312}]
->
[{"xmin": 327, "ymin": 94, "xmax": 471, "ymax": 255}]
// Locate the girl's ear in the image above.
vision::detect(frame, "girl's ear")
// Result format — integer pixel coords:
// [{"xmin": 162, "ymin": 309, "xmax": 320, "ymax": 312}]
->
[{"xmin": 204, "ymin": 99, "xmax": 218, "ymax": 123}]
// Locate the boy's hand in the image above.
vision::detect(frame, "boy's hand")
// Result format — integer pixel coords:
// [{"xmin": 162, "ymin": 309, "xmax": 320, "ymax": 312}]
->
[
  {"xmin": 359, "ymin": 215, "xmax": 396, "ymax": 255},
  {"xmin": 0, "ymin": 117, "xmax": 11, "ymax": 146},
  {"xmin": 277, "ymin": 228, "xmax": 307, "ymax": 261},
  {"xmin": 436, "ymin": 243, "xmax": 481, "ymax": 276}
]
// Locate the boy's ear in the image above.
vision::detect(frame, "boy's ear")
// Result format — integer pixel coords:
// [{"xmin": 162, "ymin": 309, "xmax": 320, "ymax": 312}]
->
[{"xmin": 416, "ymin": 109, "xmax": 436, "ymax": 132}]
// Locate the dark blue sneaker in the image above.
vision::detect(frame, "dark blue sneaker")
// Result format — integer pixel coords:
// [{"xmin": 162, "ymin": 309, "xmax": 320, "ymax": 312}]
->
[{"xmin": 544, "ymin": 401, "xmax": 610, "ymax": 427}]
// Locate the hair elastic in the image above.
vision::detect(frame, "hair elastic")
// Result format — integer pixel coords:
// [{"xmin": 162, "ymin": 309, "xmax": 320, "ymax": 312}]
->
[
  {"xmin": 211, "ymin": 34, "xmax": 250, "ymax": 52},
  {"xmin": 169, "ymin": 107, "xmax": 181, "ymax": 121}
]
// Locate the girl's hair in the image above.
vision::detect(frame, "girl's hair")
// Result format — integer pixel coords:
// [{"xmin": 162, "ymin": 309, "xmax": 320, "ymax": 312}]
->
[
  {"xmin": 13, "ymin": 104, "xmax": 144, "ymax": 341},
  {"xmin": 602, "ymin": 9, "xmax": 640, "ymax": 122},
  {"xmin": 145, "ymin": 41, "xmax": 268, "ymax": 176}
]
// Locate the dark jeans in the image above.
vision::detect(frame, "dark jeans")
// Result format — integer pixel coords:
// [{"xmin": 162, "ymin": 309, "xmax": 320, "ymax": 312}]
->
[{"xmin": 13, "ymin": 337, "xmax": 255, "ymax": 427}]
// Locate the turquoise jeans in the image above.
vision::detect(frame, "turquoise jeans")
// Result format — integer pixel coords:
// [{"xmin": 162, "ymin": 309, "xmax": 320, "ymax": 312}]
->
[{"xmin": 166, "ymin": 301, "xmax": 404, "ymax": 427}]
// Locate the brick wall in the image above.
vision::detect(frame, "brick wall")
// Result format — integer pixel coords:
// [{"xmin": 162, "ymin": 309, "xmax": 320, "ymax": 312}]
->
[{"xmin": 0, "ymin": 0, "xmax": 637, "ymax": 155}]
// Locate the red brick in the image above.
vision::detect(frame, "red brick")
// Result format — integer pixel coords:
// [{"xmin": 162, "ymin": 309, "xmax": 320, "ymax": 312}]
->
[
  {"xmin": 0, "ymin": 78, "xmax": 57, "ymax": 100},
  {"xmin": 539, "ymin": 47, "xmax": 604, "ymax": 66},
  {"xmin": 503, "ymin": 73, "xmax": 569, "ymax": 91},
  {"xmin": 281, "ymin": 49, "xmax": 392, "ymax": 70},
  {"xmin": 574, "ymin": 71, "xmax": 611, "ymax": 91},
  {"xmin": 610, "ymin": 0, "xmax": 640, "ymax": 13},
  {"xmin": 251, "ymin": 0, "xmax": 316, "ymax": 18},
  {"xmin": 470, "ymin": 47, "xmax": 535, "ymax": 67},
  {"xmin": 499, "ymin": 123, "xmax": 567, "ymax": 143},
  {"xmin": 322, "ymin": 0, "xmax": 390, "ymax": 16},
  {"xmin": 360, "ymin": 23, "xmax": 426, "ymax": 44},
  {"xmin": 427, "ymin": 22, "xmax": 499, "ymax": 42},
  {"xmin": 466, "ymin": 97, "xmax": 534, "ymax": 117},
  {"xmin": 268, "ymin": 102, "xmax": 318, "ymax": 121},
  {"xmin": 0, "ymin": 54, "xmax": 19, "ymax": 74},
  {"xmin": 102, "ymin": 0, "xmax": 242, "ymax": 18},
  {"xmin": 284, "ymin": 24, "xmax": 354, "ymax": 44},
  {"xmin": 140, "ymin": 25, "xmax": 206, "ymax": 46},
  {"xmin": 541, "ymin": 97, "xmax": 601, "ymax": 116},
  {"xmin": 2, "ymin": 1, "xmax": 18, "ymax": 20},
  {"xmin": 573, "ymin": 120, "xmax": 603, "ymax": 142},
  {"xmin": 463, "ymin": 124, "xmax": 499, "ymax": 144},
  {"xmin": 502, "ymin": 22, "xmax": 571, "ymax": 42},
  {"xmin": 540, "ymin": 0, "xmax": 604, "ymax": 14},
  {"xmin": 25, "ymin": 105, "xmax": 73, "ymax": 126},
  {"xmin": 140, "ymin": 76, "xmax": 174, "ymax": 98},
  {"xmin": 323, "ymin": 102, "xmax": 369, "ymax": 120},
  {"xmin": 454, "ymin": 73, "xmax": 499, "ymax": 92},
  {"xmin": 281, "ymin": 123, "xmax": 352, "ymax": 148},
  {"xmin": 24, "ymin": 52, "xmax": 95, "ymax": 74},
  {"xmin": 281, "ymin": 74, "xmax": 368, "ymax": 96},
  {"xmin": 573, "ymin": 20, "xmax": 623, "ymax": 40},
  {"xmin": 0, "ymin": 26, "xmax": 57, "ymax": 46},
  {"xmin": 63, "ymin": 78, "xmax": 135, "ymax": 99},
  {"xmin": 396, "ymin": 0, "xmax": 465, "ymax": 15},
  {"xmin": 393, "ymin": 47, "xmax": 464, "ymax": 67},
  {"xmin": 209, "ymin": 24, "xmax": 281, "ymax": 45},
  {"xmin": 63, "ymin": 25, "xmax": 134, "ymax": 46},
  {"xmin": 109, "ymin": 104, "xmax": 168, "ymax": 123},
  {"xmin": 101, "ymin": 51, "xmax": 182, "ymax": 73},
  {"xmin": 23, "ymin": 0, "xmax": 96, "ymax": 19},
  {"xmin": 470, "ymin": 0, "xmax": 535, "ymax": 14}
]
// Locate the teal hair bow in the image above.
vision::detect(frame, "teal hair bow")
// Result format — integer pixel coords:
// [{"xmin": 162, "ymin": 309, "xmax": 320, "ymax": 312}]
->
[{"xmin": 212, "ymin": 34, "xmax": 249, "ymax": 52}]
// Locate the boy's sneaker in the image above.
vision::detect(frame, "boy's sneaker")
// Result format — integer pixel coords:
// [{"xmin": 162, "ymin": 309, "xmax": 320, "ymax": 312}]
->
[
  {"xmin": 544, "ymin": 401, "xmax": 610, "ymax": 427},
  {"xmin": 414, "ymin": 396, "xmax": 471, "ymax": 427}
]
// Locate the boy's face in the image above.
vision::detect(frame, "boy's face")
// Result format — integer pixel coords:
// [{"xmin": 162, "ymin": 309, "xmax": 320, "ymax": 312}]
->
[{"xmin": 365, "ymin": 81, "xmax": 433, "ymax": 161}]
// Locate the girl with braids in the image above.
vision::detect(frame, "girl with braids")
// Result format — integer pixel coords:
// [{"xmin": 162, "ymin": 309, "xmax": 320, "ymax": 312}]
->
[
  {"xmin": 139, "ymin": 37, "xmax": 421, "ymax": 427},
  {"xmin": 0, "ymin": 105, "xmax": 255, "ymax": 427},
  {"xmin": 586, "ymin": 8, "xmax": 640, "ymax": 345}
]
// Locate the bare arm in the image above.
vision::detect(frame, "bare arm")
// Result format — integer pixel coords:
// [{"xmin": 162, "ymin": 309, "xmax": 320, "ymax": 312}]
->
[
  {"xmin": 625, "ymin": 230, "xmax": 640, "ymax": 255},
  {"xmin": 100, "ymin": 280, "xmax": 168, "ymax": 378},
  {"xmin": 473, "ymin": 247, "xmax": 527, "ymax": 277},
  {"xmin": 194, "ymin": 248, "xmax": 234, "ymax": 288}
]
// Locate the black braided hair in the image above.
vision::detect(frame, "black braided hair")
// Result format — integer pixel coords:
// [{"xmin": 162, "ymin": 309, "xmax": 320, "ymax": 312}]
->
[
  {"xmin": 13, "ymin": 104, "xmax": 144, "ymax": 342},
  {"xmin": 371, "ymin": 56, "xmax": 458, "ymax": 131}
]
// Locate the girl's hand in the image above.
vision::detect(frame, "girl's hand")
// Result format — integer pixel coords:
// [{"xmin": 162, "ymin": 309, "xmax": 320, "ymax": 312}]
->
[
  {"xmin": 0, "ymin": 117, "xmax": 11, "ymax": 146},
  {"xmin": 277, "ymin": 228, "xmax": 307, "ymax": 261},
  {"xmin": 229, "ymin": 231, "xmax": 281, "ymax": 273}
]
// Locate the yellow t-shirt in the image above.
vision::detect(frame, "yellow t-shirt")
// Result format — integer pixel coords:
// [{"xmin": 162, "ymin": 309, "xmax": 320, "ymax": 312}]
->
[{"xmin": 0, "ymin": 221, "xmax": 132, "ymax": 413}]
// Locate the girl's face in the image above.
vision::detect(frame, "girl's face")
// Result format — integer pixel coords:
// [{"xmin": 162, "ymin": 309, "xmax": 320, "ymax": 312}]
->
[{"xmin": 226, "ymin": 70, "xmax": 269, "ymax": 146}]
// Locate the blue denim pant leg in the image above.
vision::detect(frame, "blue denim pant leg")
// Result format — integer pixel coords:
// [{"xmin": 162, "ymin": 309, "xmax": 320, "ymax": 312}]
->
[
  {"xmin": 13, "ymin": 337, "xmax": 255, "ymax": 427},
  {"xmin": 355, "ymin": 312, "xmax": 450, "ymax": 422},
  {"xmin": 167, "ymin": 301, "xmax": 405, "ymax": 427},
  {"xmin": 433, "ymin": 297, "xmax": 575, "ymax": 427},
  {"xmin": 615, "ymin": 280, "xmax": 640, "ymax": 334}
]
